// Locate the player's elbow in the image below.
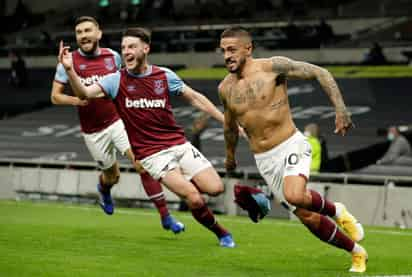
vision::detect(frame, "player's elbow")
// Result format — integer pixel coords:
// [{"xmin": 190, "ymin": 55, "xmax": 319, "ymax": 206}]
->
[{"xmin": 50, "ymin": 94, "xmax": 59, "ymax": 105}]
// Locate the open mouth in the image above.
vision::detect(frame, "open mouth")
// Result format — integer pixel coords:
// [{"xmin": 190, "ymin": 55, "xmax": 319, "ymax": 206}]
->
[
  {"xmin": 81, "ymin": 40, "xmax": 92, "ymax": 46},
  {"xmin": 125, "ymin": 56, "xmax": 135, "ymax": 64}
]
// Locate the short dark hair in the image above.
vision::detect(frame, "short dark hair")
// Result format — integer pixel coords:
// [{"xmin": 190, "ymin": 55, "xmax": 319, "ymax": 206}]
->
[
  {"xmin": 123, "ymin": 27, "xmax": 151, "ymax": 45},
  {"xmin": 220, "ymin": 27, "xmax": 252, "ymax": 41},
  {"xmin": 74, "ymin": 16, "xmax": 100, "ymax": 28}
]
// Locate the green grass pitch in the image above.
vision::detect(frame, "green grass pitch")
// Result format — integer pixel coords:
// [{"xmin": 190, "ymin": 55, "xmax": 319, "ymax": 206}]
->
[{"xmin": 0, "ymin": 200, "xmax": 411, "ymax": 277}]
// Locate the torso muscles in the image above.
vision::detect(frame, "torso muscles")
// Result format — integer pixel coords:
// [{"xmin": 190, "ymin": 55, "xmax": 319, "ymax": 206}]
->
[{"xmin": 223, "ymin": 61, "xmax": 296, "ymax": 153}]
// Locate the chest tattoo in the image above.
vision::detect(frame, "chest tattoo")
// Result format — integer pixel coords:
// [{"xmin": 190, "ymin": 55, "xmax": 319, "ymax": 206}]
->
[{"xmin": 230, "ymin": 79, "xmax": 265, "ymax": 105}]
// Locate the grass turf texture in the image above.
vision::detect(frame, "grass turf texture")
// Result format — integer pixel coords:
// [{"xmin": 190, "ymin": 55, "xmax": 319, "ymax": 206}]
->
[
  {"xmin": 177, "ymin": 66, "xmax": 412, "ymax": 79},
  {"xmin": 1, "ymin": 200, "xmax": 411, "ymax": 277}
]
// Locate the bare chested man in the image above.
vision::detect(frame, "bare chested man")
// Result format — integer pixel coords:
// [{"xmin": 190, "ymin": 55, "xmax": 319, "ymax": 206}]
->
[{"xmin": 219, "ymin": 27, "xmax": 367, "ymax": 273}]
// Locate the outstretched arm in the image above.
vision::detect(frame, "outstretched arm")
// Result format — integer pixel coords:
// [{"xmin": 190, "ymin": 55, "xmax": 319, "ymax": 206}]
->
[
  {"xmin": 270, "ymin": 56, "xmax": 353, "ymax": 135},
  {"xmin": 58, "ymin": 41, "xmax": 104, "ymax": 99},
  {"xmin": 219, "ymin": 83, "xmax": 239, "ymax": 172},
  {"xmin": 180, "ymin": 84, "xmax": 225, "ymax": 124}
]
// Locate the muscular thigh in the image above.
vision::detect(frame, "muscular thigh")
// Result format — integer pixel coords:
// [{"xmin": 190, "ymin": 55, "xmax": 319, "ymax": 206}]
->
[
  {"xmin": 191, "ymin": 167, "xmax": 223, "ymax": 194},
  {"xmin": 161, "ymin": 167, "xmax": 198, "ymax": 199}
]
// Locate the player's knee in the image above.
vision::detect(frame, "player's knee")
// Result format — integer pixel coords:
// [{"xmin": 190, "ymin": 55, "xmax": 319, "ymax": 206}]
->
[
  {"xmin": 207, "ymin": 181, "xmax": 224, "ymax": 196},
  {"xmin": 104, "ymin": 173, "xmax": 120, "ymax": 185},
  {"xmin": 186, "ymin": 191, "xmax": 204, "ymax": 209},
  {"xmin": 295, "ymin": 209, "xmax": 317, "ymax": 226},
  {"xmin": 284, "ymin": 191, "xmax": 304, "ymax": 207}
]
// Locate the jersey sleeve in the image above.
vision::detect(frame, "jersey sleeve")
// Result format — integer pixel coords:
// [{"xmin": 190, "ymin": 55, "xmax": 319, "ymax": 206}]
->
[
  {"xmin": 161, "ymin": 67, "xmax": 185, "ymax": 96},
  {"xmin": 97, "ymin": 71, "xmax": 121, "ymax": 99},
  {"xmin": 108, "ymin": 49, "xmax": 122, "ymax": 70},
  {"xmin": 54, "ymin": 63, "xmax": 68, "ymax": 84}
]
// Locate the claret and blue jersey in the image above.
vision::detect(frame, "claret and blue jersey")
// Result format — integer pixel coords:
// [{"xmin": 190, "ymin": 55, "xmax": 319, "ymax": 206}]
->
[
  {"xmin": 54, "ymin": 48, "xmax": 122, "ymax": 134},
  {"xmin": 98, "ymin": 65, "xmax": 187, "ymax": 159}
]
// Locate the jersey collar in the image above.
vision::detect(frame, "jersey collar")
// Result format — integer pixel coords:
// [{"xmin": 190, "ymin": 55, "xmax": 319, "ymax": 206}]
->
[
  {"xmin": 78, "ymin": 47, "xmax": 101, "ymax": 57},
  {"xmin": 127, "ymin": 65, "xmax": 152, "ymax": 78}
]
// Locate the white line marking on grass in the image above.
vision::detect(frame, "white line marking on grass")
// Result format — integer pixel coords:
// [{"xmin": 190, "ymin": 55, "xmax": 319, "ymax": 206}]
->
[{"xmin": 355, "ymin": 275, "xmax": 412, "ymax": 277}]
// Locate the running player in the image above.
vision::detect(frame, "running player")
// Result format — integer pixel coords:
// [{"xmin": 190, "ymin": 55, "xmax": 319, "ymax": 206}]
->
[
  {"xmin": 219, "ymin": 27, "xmax": 367, "ymax": 271},
  {"xmin": 58, "ymin": 27, "xmax": 236, "ymax": 248},
  {"xmin": 51, "ymin": 17, "xmax": 184, "ymax": 234}
]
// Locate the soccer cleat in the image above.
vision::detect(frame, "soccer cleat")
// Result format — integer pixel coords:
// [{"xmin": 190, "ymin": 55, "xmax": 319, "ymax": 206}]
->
[
  {"xmin": 349, "ymin": 246, "xmax": 368, "ymax": 273},
  {"xmin": 97, "ymin": 184, "xmax": 114, "ymax": 215},
  {"xmin": 219, "ymin": 233, "xmax": 236, "ymax": 248},
  {"xmin": 161, "ymin": 215, "xmax": 185, "ymax": 234},
  {"xmin": 335, "ymin": 202, "xmax": 364, "ymax": 242}
]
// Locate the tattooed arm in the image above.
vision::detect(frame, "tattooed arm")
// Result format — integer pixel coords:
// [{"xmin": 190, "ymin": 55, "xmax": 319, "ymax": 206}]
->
[
  {"xmin": 270, "ymin": 56, "xmax": 353, "ymax": 135},
  {"xmin": 218, "ymin": 82, "xmax": 239, "ymax": 172}
]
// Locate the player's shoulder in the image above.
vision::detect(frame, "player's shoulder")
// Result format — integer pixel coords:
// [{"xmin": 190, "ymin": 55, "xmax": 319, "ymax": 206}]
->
[
  {"xmin": 157, "ymin": 65, "xmax": 176, "ymax": 75},
  {"xmin": 218, "ymin": 75, "xmax": 233, "ymax": 94},
  {"xmin": 254, "ymin": 57, "xmax": 277, "ymax": 72},
  {"xmin": 101, "ymin": 47, "xmax": 120, "ymax": 57}
]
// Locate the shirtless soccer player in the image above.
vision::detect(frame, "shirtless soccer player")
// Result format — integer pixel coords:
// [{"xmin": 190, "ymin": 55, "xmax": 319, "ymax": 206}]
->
[
  {"xmin": 58, "ymin": 27, "xmax": 236, "ymax": 248},
  {"xmin": 218, "ymin": 27, "xmax": 367, "ymax": 272},
  {"xmin": 51, "ymin": 16, "xmax": 184, "ymax": 234}
]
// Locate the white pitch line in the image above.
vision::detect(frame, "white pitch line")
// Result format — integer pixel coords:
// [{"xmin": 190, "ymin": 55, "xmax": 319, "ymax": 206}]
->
[{"xmin": 355, "ymin": 275, "xmax": 412, "ymax": 277}]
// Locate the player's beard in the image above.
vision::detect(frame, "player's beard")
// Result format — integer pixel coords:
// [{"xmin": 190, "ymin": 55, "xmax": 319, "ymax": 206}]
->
[
  {"xmin": 80, "ymin": 40, "xmax": 98, "ymax": 55},
  {"xmin": 226, "ymin": 56, "xmax": 246, "ymax": 73},
  {"xmin": 134, "ymin": 52, "xmax": 147, "ymax": 71}
]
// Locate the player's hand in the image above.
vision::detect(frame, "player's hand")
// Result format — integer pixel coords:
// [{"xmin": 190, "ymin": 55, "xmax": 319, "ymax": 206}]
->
[
  {"xmin": 225, "ymin": 156, "xmax": 237, "ymax": 173},
  {"xmin": 58, "ymin": 40, "xmax": 73, "ymax": 71},
  {"xmin": 75, "ymin": 98, "xmax": 89, "ymax": 106},
  {"xmin": 334, "ymin": 109, "xmax": 354, "ymax": 136},
  {"xmin": 133, "ymin": 159, "xmax": 147, "ymax": 174}
]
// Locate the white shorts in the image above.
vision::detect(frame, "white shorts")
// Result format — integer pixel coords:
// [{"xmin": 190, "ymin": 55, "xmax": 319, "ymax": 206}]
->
[
  {"xmin": 83, "ymin": 119, "xmax": 131, "ymax": 170},
  {"xmin": 254, "ymin": 131, "xmax": 311, "ymax": 211},
  {"xmin": 141, "ymin": 142, "xmax": 212, "ymax": 181}
]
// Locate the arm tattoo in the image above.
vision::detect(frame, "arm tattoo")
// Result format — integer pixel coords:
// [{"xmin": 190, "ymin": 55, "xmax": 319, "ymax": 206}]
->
[
  {"xmin": 272, "ymin": 56, "xmax": 348, "ymax": 114},
  {"xmin": 271, "ymin": 56, "xmax": 317, "ymax": 80},
  {"xmin": 224, "ymin": 127, "xmax": 239, "ymax": 156},
  {"xmin": 317, "ymin": 70, "xmax": 347, "ymax": 112},
  {"xmin": 271, "ymin": 56, "xmax": 292, "ymax": 74}
]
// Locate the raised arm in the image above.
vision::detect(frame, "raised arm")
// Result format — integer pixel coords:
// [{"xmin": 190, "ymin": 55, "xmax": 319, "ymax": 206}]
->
[
  {"xmin": 270, "ymin": 56, "xmax": 353, "ymax": 135},
  {"xmin": 58, "ymin": 41, "xmax": 104, "ymax": 99},
  {"xmin": 218, "ymin": 82, "xmax": 239, "ymax": 172},
  {"xmin": 180, "ymin": 84, "xmax": 225, "ymax": 124}
]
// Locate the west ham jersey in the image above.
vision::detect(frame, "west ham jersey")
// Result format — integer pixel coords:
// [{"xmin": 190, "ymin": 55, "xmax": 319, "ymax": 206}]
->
[
  {"xmin": 54, "ymin": 48, "xmax": 121, "ymax": 134},
  {"xmin": 98, "ymin": 65, "xmax": 187, "ymax": 159}
]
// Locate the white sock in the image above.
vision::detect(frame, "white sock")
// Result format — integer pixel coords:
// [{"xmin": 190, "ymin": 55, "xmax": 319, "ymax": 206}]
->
[
  {"xmin": 352, "ymin": 243, "xmax": 364, "ymax": 254},
  {"xmin": 334, "ymin": 202, "xmax": 343, "ymax": 218}
]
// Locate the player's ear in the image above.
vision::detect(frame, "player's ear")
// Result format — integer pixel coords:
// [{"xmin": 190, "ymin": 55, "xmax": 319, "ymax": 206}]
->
[
  {"xmin": 245, "ymin": 42, "xmax": 253, "ymax": 55},
  {"xmin": 144, "ymin": 43, "xmax": 150, "ymax": 54},
  {"xmin": 97, "ymin": 29, "xmax": 103, "ymax": 40}
]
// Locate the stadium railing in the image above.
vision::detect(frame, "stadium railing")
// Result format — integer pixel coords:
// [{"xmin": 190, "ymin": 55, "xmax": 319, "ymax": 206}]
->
[{"xmin": 2, "ymin": 158, "xmax": 412, "ymax": 228}]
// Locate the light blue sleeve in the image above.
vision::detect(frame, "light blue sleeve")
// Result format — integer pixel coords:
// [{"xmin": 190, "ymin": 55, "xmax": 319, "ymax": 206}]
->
[
  {"xmin": 161, "ymin": 67, "xmax": 185, "ymax": 96},
  {"xmin": 108, "ymin": 49, "xmax": 122, "ymax": 69},
  {"xmin": 98, "ymin": 71, "xmax": 121, "ymax": 99},
  {"xmin": 54, "ymin": 63, "xmax": 68, "ymax": 84}
]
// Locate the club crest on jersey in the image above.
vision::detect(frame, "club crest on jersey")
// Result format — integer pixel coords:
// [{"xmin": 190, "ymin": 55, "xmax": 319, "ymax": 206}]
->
[
  {"xmin": 127, "ymin": 85, "xmax": 136, "ymax": 92},
  {"xmin": 104, "ymin": 58, "xmax": 115, "ymax": 71},
  {"xmin": 154, "ymin": 80, "xmax": 165, "ymax": 95}
]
